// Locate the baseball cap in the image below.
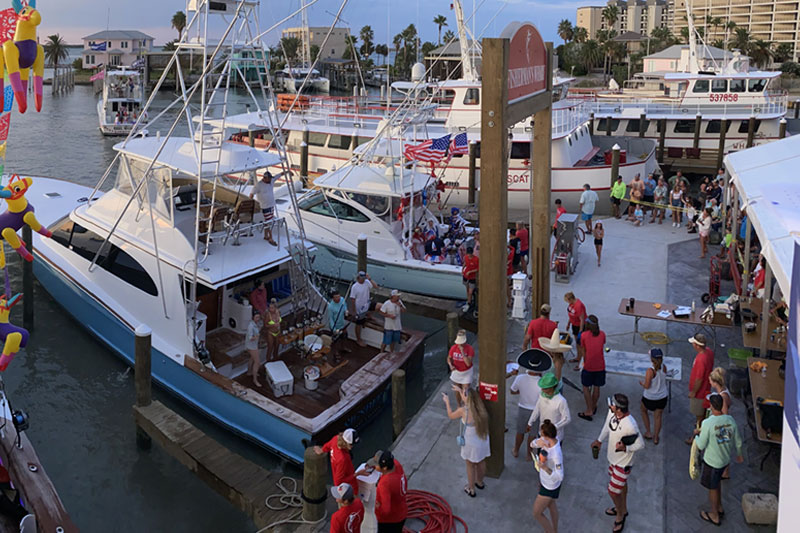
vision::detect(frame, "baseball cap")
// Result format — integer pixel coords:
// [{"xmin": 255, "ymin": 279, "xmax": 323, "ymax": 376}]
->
[
  {"xmin": 649, "ymin": 348, "xmax": 663, "ymax": 358},
  {"xmin": 342, "ymin": 428, "xmax": 359, "ymax": 445},
  {"xmin": 540, "ymin": 304, "xmax": 552, "ymax": 314},
  {"xmin": 391, "ymin": 289, "xmax": 401, "ymax": 296},
  {"xmin": 367, "ymin": 450, "xmax": 394, "ymax": 469},
  {"xmin": 357, "ymin": 271, "xmax": 366, "ymax": 278},
  {"xmin": 688, "ymin": 334, "xmax": 707, "ymax": 347},
  {"xmin": 330, "ymin": 483, "xmax": 354, "ymax": 501}
]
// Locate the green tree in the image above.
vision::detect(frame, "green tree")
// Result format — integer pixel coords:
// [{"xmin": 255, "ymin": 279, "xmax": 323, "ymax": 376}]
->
[
  {"xmin": 310, "ymin": 44, "xmax": 320, "ymax": 63},
  {"xmin": 280, "ymin": 36, "xmax": 301, "ymax": 63},
  {"xmin": 375, "ymin": 43, "xmax": 388, "ymax": 65},
  {"xmin": 573, "ymin": 26, "xmax": 588, "ymax": 43},
  {"xmin": 433, "ymin": 14, "xmax": 448, "ymax": 45},
  {"xmin": 442, "ymin": 29, "xmax": 455, "ymax": 43},
  {"xmin": 359, "ymin": 25, "xmax": 375, "ymax": 59},
  {"xmin": 773, "ymin": 42, "xmax": 793, "ymax": 63},
  {"xmin": 601, "ymin": 5, "xmax": 619, "ymax": 31},
  {"xmin": 421, "ymin": 41, "xmax": 436, "ymax": 58},
  {"xmin": 171, "ymin": 11, "xmax": 186, "ymax": 40},
  {"xmin": 342, "ymin": 34, "xmax": 359, "ymax": 60},
  {"xmin": 580, "ymin": 39, "xmax": 602, "ymax": 72},
  {"xmin": 163, "ymin": 39, "xmax": 178, "ymax": 52},
  {"xmin": 749, "ymin": 39, "xmax": 773, "ymax": 68},
  {"xmin": 557, "ymin": 19, "xmax": 574, "ymax": 45},
  {"xmin": 730, "ymin": 27, "xmax": 750, "ymax": 52}
]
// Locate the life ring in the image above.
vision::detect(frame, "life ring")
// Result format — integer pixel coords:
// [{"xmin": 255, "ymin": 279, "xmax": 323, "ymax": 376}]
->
[{"xmin": 229, "ymin": 317, "xmax": 237, "ymax": 329}]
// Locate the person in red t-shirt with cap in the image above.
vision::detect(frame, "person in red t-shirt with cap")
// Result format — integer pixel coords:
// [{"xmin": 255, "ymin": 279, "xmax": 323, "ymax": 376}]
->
[
  {"xmin": 448, "ymin": 329, "xmax": 474, "ymax": 404},
  {"xmin": 686, "ymin": 334, "xmax": 714, "ymax": 444},
  {"xmin": 461, "ymin": 246, "xmax": 479, "ymax": 311},
  {"xmin": 369, "ymin": 450, "xmax": 408, "ymax": 533},
  {"xmin": 330, "ymin": 483, "xmax": 365, "ymax": 533},
  {"xmin": 314, "ymin": 428, "xmax": 359, "ymax": 490},
  {"xmin": 564, "ymin": 292, "xmax": 587, "ymax": 365},
  {"xmin": 523, "ymin": 304, "xmax": 557, "ymax": 351}
]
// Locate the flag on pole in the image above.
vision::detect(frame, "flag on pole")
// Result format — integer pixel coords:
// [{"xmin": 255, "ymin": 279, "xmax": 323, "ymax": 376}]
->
[
  {"xmin": 90, "ymin": 70, "xmax": 105, "ymax": 82},
  {"xmin": 90, "ymin": 42, "xmax": 107, "ymax": 51},
  {"xmin": 449, "ymin": 132, "xmax": 469, "ymax": 156},
  {"xmin": 403, "ymin": 134, "xmax": 451, "ymax": 164}
]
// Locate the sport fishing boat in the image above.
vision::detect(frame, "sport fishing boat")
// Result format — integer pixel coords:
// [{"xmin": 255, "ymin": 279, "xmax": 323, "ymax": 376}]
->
[
  {"xmin": 586, "ymin": 4, "xmax": 786, "ymax": 156},
  {"xmin": 97, "ymin": 68, "xmax": 147, "ymax": 136},
  {"xmin": 29, "ymin": 0, "xmax": 423, "ymax": 463}
]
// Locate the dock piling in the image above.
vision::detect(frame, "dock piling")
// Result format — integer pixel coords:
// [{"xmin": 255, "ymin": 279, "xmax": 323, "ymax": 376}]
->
[
  {"xmin": 301, "ymin": 127, "xmax": 309, "ymax": 185},
  {"xmin": 468, "ymin": 141, "xmax": 477, "ymax": 205},
  {"xmin": 22, "ymin": 225, "xmax": 33, "ymax": 331},
  {"xmin": 716, "ymin": 119, "xmax": 729, "ymax": 171},
  {"xmin": 780, "ymin": 118, "xmax": 787, "ymax": 139},
  {"xmin": 357, "ymin": 234, "xmax": 367, "ymax": 274},
  {"xmin": 391, "ymin": 369, "xmax": 406, "ymax": 439},
  {"xmin": 135, "ymin": 325, "xmax": 153, "ymax": 450},
  {"xmin": 693, "ymin": 113, "xmax": 702, "ymax": 150},
  {"xmin": 248, "ymin": 129, "xmax": 255, "ymax": 148},
  {"xmin": 746, "ymin": 116, "xmax": 756, "ymax": 148},
  {"xmin": 588, "ymin": 113, "xmax": 594, "ymax": 136},
  {"xmin": 302, "ymin": 447, "xmax": 328, "ymax": 522},
  {"xmin": 446, "ymin": 311, "xmax": 459, "ymax": 346},
  {"xmin": 795, "ymin": 99, "xmax": 800, "ymax": 119},
  {"xmin": 610, "ymin": 144, "xmax": 621, "ymax": 188},
  {"xmin": 657, "ymin": 119, "xmax": 666, "ymax": 163},
  {"xmin": 638, "ymin": 113, "xmax": 646, "ymax": 138},
  {"xmin": 605, "ymin": 116, "xmax": 612, "ymax": 136}
]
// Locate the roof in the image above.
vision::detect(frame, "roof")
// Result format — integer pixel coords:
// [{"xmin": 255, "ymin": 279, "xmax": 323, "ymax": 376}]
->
[
  {"xmin": 663, "ymin": 71, "xmax": 780, "ymax": 80},
  {"xmin": 613, "ymin": 31, "xmax": 645, "ymax": 42},
  {"xmin": 426, "ymin": 39, "xmax": 479, "ymax": 59},
  {"xmin": 644, "ymin": 44, "xmax": 729, "ymax": 61},
  {"xmin": 83, "ymin": 30, "xmax": 154, "ymax": 41},
  {"xmin": 724, "ymin": 135, "xmax": 800, "ymax": 297},
  {"xmin": 313, "ymin": 162, "xmax": 432, "ymax": 197}
]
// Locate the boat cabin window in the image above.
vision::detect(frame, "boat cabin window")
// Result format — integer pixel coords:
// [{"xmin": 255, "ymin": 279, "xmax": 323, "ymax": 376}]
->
[
  {"xmin": 729, "ymin": 79, "xmax": 745, "ymax": 93},
  {"xmin": 51, "ymin": 219, "xmax": 158, "ymax": 296},
  {"xmin": 437, "ymin": 90, "xmax": 456, "ymax": 106},
  {"xmin": 345, "ymin": 192, "xmax": 390, "ymax": 217},
  {"xmin": 692, "ymin": 80, "xmax": 709, "ymax": 93},
  {"xmin": 298, "ymin": 190, "xmax": 369, "ymax": 222},
  {"xmin": 705, "ymin": 120, "xmax": 732, "ymax": 134},
  {"xmin": 597, "ymin": 118, "xmax": 620, "ymax": 133},
  {"xmin": 674, "ymin": 120, "xmax": 695, "ymax": 134},
  {"xmin": 625, "ymin": 119, "xmax": 650, "ymax": 133},
  {"xmin": 307, "ymin": 132, "xmax": 328, "ymax": 147},
  {"xmin": 711, "ymin": 79, "xmax": 727, "ymax": 93},
  {"xmin": 327, "ymin": 134, "xmax": 352, "ymax": 150},
  {"xmin": 463, "ymin": 88, "xmax": 480, "ymax": 105},
  {"xmin": 748, "ymin": 79, "xmax": 766, "ymax": 92},
  {"xmin": 738, "ymin": 120, "xmax": 760, "ymax": 134},
  {"xmin": 510, "ymin": 142, "xmax": 530, "ymax": 159}
]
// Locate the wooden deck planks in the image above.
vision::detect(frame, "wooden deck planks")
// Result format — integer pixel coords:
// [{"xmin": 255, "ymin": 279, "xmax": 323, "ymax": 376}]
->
[{"xmin": 133, "ymin": 400, "xmax": 298, "ymax": 530}]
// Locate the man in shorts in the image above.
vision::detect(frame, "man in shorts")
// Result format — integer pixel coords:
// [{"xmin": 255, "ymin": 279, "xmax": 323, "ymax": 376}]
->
[
  {"xmin": 516, "ymin": 221, "xmax": 529, "ymax": 272},
  {"xmin": 694, "ymin": 393, "xmax": 743, "ymax": 526},
  {"xmin": 643, "ymin": 173, "xmax": 656, "ymax": 215},
  {"xmin": 687, "ymin": 334, "xmax": 713, "ymax": 444},
  {"xmin": 579, "ymin": 184, "xmax": 599, "ymax": 232},
  {"xmin": 610, "ymin": 175, "xmax": 626, "ymax": 219},
  {"xmin": 250, "ymin": 171, "xmax": 278, "ymax": 246},
  {"xmin": 564, "ymin": 292, "xmax": 587, "ymax": 364},
  {"xmin": 591, "ymin": 394, "xmax": 644, "ymax": 533},
  {"xmin": 349, "ymin": 271, "xmax": 377, "ymax": 346},
  {"xmin": 378, "ymin": 290, "xmax": 405, "ymax": 353},
  {"xmin": 508, "ymin": 349, "xmax": 550, "ymax": 459}
]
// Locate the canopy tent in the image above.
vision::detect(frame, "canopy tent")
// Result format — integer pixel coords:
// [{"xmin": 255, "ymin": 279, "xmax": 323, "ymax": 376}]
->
[{"xmin": 724, "ymin": 134, "xmax": 800, "ymax": 298}]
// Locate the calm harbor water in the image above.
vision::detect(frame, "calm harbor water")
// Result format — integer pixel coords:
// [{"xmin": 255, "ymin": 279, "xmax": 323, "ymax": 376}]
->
[{"xmin": 2, "ymin": 85, "xmax": 449, "ymax": 531}]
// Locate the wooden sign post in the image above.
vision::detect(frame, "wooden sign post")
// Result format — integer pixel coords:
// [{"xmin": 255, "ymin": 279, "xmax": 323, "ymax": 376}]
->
[{"xmin": 479, "ymin": 23, "xmax": 552, "ymax": 478}]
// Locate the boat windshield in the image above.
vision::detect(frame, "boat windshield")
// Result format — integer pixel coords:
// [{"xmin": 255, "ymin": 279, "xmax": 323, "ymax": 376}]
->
[
  {"xmin": 115, "ymin": 156, "xmax": 173, "ymax": 221},
  {"xmin": 344, "ymin": 192, "xmax": 390, "ymax": 218}
]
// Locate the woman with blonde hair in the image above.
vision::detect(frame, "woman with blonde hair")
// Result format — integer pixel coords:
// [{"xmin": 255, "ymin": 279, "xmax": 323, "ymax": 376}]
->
[{"xmin": 442, "ymin": 386, "xmax": 490, "ymax": 497}]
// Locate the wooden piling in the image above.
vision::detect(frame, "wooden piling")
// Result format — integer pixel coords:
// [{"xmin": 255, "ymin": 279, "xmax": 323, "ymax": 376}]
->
[
  {"xmin": 693, "ymin": 113, "xmax": 702, "ymax": 150},
  {"xmin": 610, "ymin": 144, "xmax": 621, "ymax": 188},
  {"xmin": 746, "ymin": 116, "xmax": 756, "ymax": 148},
  {"xmin": 447, "ymin": 311, "xmax": 460, "ymax": 346},
  {"xmin": 248, "ymin": 129, "xmax": 255, "ymax": 148},
  {"xmin": 779, "ymin": 118, "xmax": 787, "ymax": 139},
  {"xmin": 301, "ymin": 127, "xmax": 309, "ymax": 184},
  {"xmin": 638, "ymin": 113, "xmax": 646, "ymax": 138},
  {"xmin": 657, "ymin": 119, "xmax": 666, "ymax": 163},
  {"xmin": 468, "ymin": 141, "xmax": 477, "ymax": 205},
  {"xmin": 22, "ymin": 225, "xmax": 33, "ymax": 331},
  {"xmin": 716, "ymin": 119, "xmax": 729, "ymax": 171},
  {"xmin": 605, "ymin": 116, "xmax": 612, "ymax": 136},
  {"xmin": 795, "ymin": 99, "xmax": 800, "ymax": 119},
  {"xmin": 589, "ymin": 113, "xmax": 594, "ymax": 136},
  {"xmin": 357, "ymin": 234, "xmax": 367, "ymax": 274},
  {"xmin": 302, "ymin": 446, "xmax": 328, "ymax": 522},
  {"xmin": 135, "ymin": 325, "xmax": 153, "ymax": 450},
  {"xmin": 391, "ymin": 369, "xmax": 406, "ymax": 439}
]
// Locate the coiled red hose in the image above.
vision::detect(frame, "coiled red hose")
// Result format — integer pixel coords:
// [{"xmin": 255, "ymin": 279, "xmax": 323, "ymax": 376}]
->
[{"xmin": 404, "ymin": 489, "xmax": 468, "ymax": 533}]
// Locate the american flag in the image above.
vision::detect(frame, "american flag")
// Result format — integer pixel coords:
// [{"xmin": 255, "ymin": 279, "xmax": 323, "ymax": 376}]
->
[
  {"xmin": 449, "ymin": 133, "xmax": 469, "ymax": 155},
  {"xmin": 403, "ymin": 134, "xmax": 451, "ymax": 164}
]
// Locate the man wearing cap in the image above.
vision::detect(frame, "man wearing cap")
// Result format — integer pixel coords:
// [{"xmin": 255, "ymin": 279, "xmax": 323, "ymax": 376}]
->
[
  {"xmin": 687, "ymin": 333, "xmax": 714, "ymax": 444},
  {"xmin": 591, "ymin": 393, "xmax": 644, "ymax": 533},
  {"xmin": 314, "ymin": 429, "xmax": 359, "ymax": 491},
  {"xmin": 526, "ymin": 372, "xmax": 571, "ymax": 442},
  {"xmin": 327, "ymin": 290, "xmax": 347, "ymax": 333},
  {"xmin": 448, "ymin": 330, "xmax": 474, "ymax": 403},
  {"xmin": 461, "ymin": 246, "xmax": 479, "ymax": 311},
  {"xmin": 693, "ymin": 393, "xmax": 743, "ymax": 526},
  {"xmin": 538, "ymin": 328, "xmax": 572, "ymax": 384},
  {"xmin": 522, "ymin": 304, "xmax": 557, "ymax": 352},
  {"xmin": 330, "ymin": 483, "xmax": 365, "ymax": 533},
  {"xmin": 509, "ymin": 349, "xmax": 550, "ymax": 459},
  {"xmin": 249, "ymin": 171, "xmax": 278, "ymax": 246},
  {"xmin": 370, "ymin": 450, "xmax": 408, "ymax": 532},
  {"xmin": 349, "ymin": 271, "xmax": 376, "ymax": 347},
  {"xmin": 379, "ymin": 290, "xmax": 405, "ymax": 353}
]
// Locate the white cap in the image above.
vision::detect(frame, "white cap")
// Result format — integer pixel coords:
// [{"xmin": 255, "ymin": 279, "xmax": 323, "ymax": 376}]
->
[
  {"xmin": 391, "ymin": 289, "xmax": 400, "ymax": 297},
  {"xmin": 342, "ymin": 428, "xmax": 358, "ymax": 445}
]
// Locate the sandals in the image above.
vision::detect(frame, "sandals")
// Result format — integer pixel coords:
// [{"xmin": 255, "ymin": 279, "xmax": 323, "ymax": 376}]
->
[
  {"xmin": 643, "ymin": 433, "xmax": 653, "ymax": 440},
  {"xmin": 577, "ymin": 412, "xmax": 593, "ymax": 422},
  {"xmin": 605, "ymin": 507, "xmax": 628, "ymax": 517},
  {"xmin": 613, "ymin": 514, "xmax": 627, "ymax": 532},
  {"xmin": 464, "ymin": 486, "xmax": 476, "ymax": 497},
  {"xmin": 700, "ymin": 510, "xmax": 720, "ymax": 526},
  {"xmin": 475, "ymin": 482, "xmax": 485, "ymax": 490},
  {"xmin": 653, "ymin": 436, "xmax": 659, "ymax": 445}
]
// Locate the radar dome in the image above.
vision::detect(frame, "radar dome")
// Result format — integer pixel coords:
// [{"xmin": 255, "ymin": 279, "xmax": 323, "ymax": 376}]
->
[{"xmin": 411, "ymin": 62, "xmax": 425, "ymax": 82}]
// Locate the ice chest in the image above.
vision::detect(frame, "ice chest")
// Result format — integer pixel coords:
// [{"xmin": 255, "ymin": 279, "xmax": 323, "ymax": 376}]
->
[{"xmin": 265, "ymin": 361, "xmax": 294, "ymax": 397}]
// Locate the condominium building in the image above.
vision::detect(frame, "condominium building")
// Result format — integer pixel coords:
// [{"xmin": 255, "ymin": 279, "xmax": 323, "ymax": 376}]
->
[
  {"xmin": 670, "ymin": 0, "xmax": 799, "ymax": 61},
  {"xmin": 280, "ymin": 26, "xmax": 351, "ymax": 60},
  {"xmin": 577, "ymin": 0, "xmax": 669, "ymax": 40}
]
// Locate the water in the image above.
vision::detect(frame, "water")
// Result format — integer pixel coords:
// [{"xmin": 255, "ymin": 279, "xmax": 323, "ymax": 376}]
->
[{"xmin": 2, "ymin": 85, "xmax": 450, "ymax": 531}]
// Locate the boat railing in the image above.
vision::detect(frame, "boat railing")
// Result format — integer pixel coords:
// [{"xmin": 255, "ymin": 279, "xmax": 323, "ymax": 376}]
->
[
  {"xmin": 587, "ymin": 94, "xmax": 787, "ymax": 118},
  {"xmin": 550, "ymin": 102, "xmax": 591, "ymax": 137}
]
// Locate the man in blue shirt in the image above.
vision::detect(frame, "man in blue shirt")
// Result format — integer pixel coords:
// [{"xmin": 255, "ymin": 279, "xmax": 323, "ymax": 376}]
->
[{"xmin": 327, "ymin": 290, "xmax": 347, "ymax": 332}]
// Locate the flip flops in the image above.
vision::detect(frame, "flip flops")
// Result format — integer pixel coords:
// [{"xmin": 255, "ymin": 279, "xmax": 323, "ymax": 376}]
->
[
  {"xmin": 700, "ymin": 510, "xmax": 721, "ymax": 526},
  {"xmin": 578, "ymin": 412, "xmax": 593, "ymax": 422},
  {"xmin": 475, "ymin": 482, "xmax": 485, "ymax": 490},
  {"xmin": 464, "ymin": 486, "xmax": 476, "ymax": 497}
]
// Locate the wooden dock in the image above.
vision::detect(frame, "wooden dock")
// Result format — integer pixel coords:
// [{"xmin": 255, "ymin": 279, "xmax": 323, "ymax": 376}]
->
[
  {"xmin": 134, "ymin": 401, "xmax": 300, "ymax": 530},
  {"xmin": 371, "ymin": 285, "xmax": 477, "ymax": 333}
]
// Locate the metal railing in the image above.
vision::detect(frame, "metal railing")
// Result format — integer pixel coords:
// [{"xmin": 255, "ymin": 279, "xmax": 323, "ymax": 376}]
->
[
  {"xmin": 550, "ymin": 102, "xmax": 592, "ymax": 137},
  {"xmin": 587, "ymin": 92, "xmax": 788, "ymax": 118}
]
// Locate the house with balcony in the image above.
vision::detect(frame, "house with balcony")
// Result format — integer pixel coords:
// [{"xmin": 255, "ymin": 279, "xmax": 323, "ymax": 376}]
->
[{"xmin": 82, "ymin": 30, "xmax": 154, "ymax": 69}]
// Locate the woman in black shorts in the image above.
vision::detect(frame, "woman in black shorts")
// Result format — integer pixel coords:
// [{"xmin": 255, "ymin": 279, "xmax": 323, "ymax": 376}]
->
[
  {"xmin": 593, "ymin": 222, "xmax": 604, "ymax": 267},
  {"xmin": 639, "ymin": 348, "xmax": 668, "ymax": 445}
]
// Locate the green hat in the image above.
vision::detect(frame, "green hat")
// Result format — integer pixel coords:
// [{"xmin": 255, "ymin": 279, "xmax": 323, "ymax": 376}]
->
[{"xmin": 539, "ymin": 372, "xmax": 558, "ymax": 390}]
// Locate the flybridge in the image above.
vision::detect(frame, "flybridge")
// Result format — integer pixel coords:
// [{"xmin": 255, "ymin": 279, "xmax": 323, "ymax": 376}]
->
[{"xmin": 508, "ymin": 65, "xmax": 545, "ymax": 90}]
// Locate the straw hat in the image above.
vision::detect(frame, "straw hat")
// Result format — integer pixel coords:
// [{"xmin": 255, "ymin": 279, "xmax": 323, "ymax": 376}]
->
[
  {"xmin": 517, "ymin": 349, "xmax": 553, "ymax": 373},
  {"xmin": 454, "ymin": 330, "xmax": 467, "ymax": 345},
  {"xmin": 538, "ymin": 329, "xmax": 571, "ymax": 353}
]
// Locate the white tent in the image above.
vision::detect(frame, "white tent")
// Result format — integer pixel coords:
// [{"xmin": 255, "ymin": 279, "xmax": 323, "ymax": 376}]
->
[{"xmin": 725, "ymin": 135, "xmax": 800, "ymax": 298}]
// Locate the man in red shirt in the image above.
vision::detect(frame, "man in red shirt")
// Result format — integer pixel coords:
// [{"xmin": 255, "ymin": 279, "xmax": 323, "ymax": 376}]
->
[
  {"xmin": 552, "ymin": 199, "xmax": 567, "ymax": 237},
  {"xmin": 564, "ymin": 292, "xmax": 587, "ymax": 365},
  {"xmin": 687, "ymin": 334, "xmax": 714, "ymax": 443},
  {"xmin": 461, "ymin": 246, "xmax": 479, "ymax": 310},
  {"xmin": 448, "ymin": 330, "xmax": 474, "ymax": 403},
  {"xmin": 577, "ymin": 315, "xmax": 606, "ymax": 421},
  {"xmin": 522, "ymin": 304, "xmax": 557, "ymax": 351},
  {"xmin": 314, "ymin": 428, "xmax": 359, "ymax": 490},
  {"xmin": 330, "ymin": 483, "xmax": 365, "ymax": 533},
  {"xmin": 516, "ymin": 221, "xmax": 529, "ymax": 272},
  {"xmin": 369, "ymin": 450, "xmax": 407, "ymax": 532}
]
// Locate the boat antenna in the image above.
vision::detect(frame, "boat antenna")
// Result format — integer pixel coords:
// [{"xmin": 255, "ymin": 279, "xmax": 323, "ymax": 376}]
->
[{"xmin": 453, "ymin": 0, "xmax": 479, "ymax": 81}]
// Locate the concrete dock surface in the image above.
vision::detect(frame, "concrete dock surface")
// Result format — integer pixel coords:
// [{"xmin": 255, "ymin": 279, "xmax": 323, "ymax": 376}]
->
[{"xmin": 392, "ymin": 216, "xmax": 779, "ymax": 532}]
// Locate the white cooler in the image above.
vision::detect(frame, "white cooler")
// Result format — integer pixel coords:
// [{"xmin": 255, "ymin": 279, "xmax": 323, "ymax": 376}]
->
[{"xmin": 265, "ymin": 361, "xmax": 294, "ymax": 397}]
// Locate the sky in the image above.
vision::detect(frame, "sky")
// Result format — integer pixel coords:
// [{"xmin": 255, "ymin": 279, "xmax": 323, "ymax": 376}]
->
[{"xmin": 39, "ymin": 0, "xmax": 608, "ymax": 47}]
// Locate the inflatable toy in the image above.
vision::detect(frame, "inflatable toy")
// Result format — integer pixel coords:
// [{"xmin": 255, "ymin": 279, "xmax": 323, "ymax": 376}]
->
[
  {"xmin": 0, "ymin": 175, "xmax": 52, "ymax": 267},
  {"xmin": 0, "ymin": 267, "xmax": 26, "ymax": 371},
  {"xmin": 0, "ymin": 1, "xmax": 43, "ymax": 113}
]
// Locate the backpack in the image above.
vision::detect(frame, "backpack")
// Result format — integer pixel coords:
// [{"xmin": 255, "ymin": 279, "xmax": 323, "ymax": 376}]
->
[{"xmin": 757, "ymin": 397, "xmax": 783, "ymax": 435}]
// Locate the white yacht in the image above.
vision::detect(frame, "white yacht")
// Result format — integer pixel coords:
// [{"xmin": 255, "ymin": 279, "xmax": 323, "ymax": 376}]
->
[
  {"xmin": 275, "ymin": 67, "xmax": 330, "ymax": 94},
  {"xmin": 97, "ymin": 68, "xmax": 147, "ymax": 136},
  {"xmin": 29, "ymin": 0, "xmax": 423, "ymax": 463}
]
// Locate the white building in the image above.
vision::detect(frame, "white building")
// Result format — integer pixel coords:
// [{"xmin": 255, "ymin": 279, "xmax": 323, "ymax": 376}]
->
[
  {"xmin": 577, "ymin": 0, "xmax": 669, "ymax": 40},
  {"xmin": 280, "ymin": 26, "xmax": 351, "ymax": 60},
  {"xmin": 643, "ymin": 44, "xmax": 749, "ymax": 73},
  {"xmin": 82, "ymin": 30, "xmax": 154, "ymax": 69}
]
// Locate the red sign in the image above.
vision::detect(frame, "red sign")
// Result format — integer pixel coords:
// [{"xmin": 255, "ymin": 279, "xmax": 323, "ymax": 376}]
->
[
  {"xmin": 501, "ymin": 21, "xmax": 547, "ymax": 104},
  {"xmin": 479, "ymin": 381, "xmax": 499, "ymax": 402}
]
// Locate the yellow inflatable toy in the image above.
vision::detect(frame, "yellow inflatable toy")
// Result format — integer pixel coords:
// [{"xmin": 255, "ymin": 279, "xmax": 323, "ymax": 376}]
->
[
  {"xmin": 0, "ymin": 174, "xmax": 52, "ymax": 267},
  {"xmin": 0, "ymin": 1, "xmax": 43, "ymax": 113}
]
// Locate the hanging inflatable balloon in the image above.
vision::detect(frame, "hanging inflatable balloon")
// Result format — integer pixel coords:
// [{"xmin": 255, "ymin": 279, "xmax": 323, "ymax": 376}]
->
[
  {"xmin": 0, "ymin": 266, "xmax": 26, "ymax": 371},
  {"xmin": 0, "ymin": 175, "xmax": 52, "ymax": 267},
  {"xmin": 0, "ymin": 1, "xmax": 43, "ymax": 113}
]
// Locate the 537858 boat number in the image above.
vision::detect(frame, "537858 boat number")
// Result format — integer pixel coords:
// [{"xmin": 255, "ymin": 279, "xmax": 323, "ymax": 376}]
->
[{"xmin": 708, "ymin": 93, "xmax": 739, "ymax": 103}]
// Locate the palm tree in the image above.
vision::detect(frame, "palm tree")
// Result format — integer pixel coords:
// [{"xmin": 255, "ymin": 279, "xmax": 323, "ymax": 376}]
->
[
  {"xmin": 280, "ymin": 36, "xmax": 301, "ymax": 63},
  {"xmin": 171, "ymin": 11, "xmax": 186, "ymax": 40},
  {"xmin": 724, "ymin": 20, "xmax": 737, "ymax": 52},
  {"xmin": 730, "ymin": 27, "xmax": 751, "ymax": 53},
  {"xmin": 442, "ymin": 29, "xmax": 455, "ymax": 43},
  {"xmin": 375, "ymin": 43, "xmax": 388, "ymax": 66},
  {"xmin": 433, "ymin": 15, "xmax": 448, "ymax": 45},
  {"xmin": 580, "ymin": 40, "xmax": 603, "ymax": 73},
  {"xmin": 573, "ymin": 26, "xmax": 588, "ymax": 44},
  {"xmin": 393, "ymin": 33, "xmax": 403, "ymax": 71},
  {"xmin": 773, "ymin": 42, "xmax": 793, "ymax": 63},
  {"xmin": 557, "ymin": 19, "xmax": 574, "ymax": 45},
  {"xmin": 359, "ymin": 25, "xmax": 375, "ymax": 59},
  {"xmin": 44, "ymin": 33, "xmax": 69, "ymax": 83},
  {"xmin": 601, "ymin": 5, "xmax": 619, "ymax": 32},
  {"xmin": 749, "ymin": 39, "xmax": 773, "ymax": 68},
  {"xmin": 342, "ymin": 35, "xmax": 359, "ymax": 60}
]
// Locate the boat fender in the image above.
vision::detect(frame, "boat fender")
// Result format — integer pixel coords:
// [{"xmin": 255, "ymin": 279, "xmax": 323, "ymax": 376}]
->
[{"xmin": 229, "ymin": 317, "xmax": 237, "ymax": 329}]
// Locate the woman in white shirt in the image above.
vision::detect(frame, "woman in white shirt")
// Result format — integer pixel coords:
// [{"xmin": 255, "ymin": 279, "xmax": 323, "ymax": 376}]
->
[
  {"xmin": 246, "ymin": 313, "xmax": 263, "ymax": 387},
  {"xmin": 639, "ymin": 348, "xmax": 668, "ymax": 445},
  {"xmin": 532, "ymin": 419, "xmax": 563, "ymax": 533}
]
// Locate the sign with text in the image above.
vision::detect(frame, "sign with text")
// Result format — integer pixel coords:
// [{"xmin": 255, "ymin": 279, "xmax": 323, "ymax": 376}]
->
[
  {"xmin": 479, "ymin": 381, "xmax": 499, "ymax": 402},
  {"xmin": 500, "ymin": 21, "xmax": 547, "ymax": 104}
]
